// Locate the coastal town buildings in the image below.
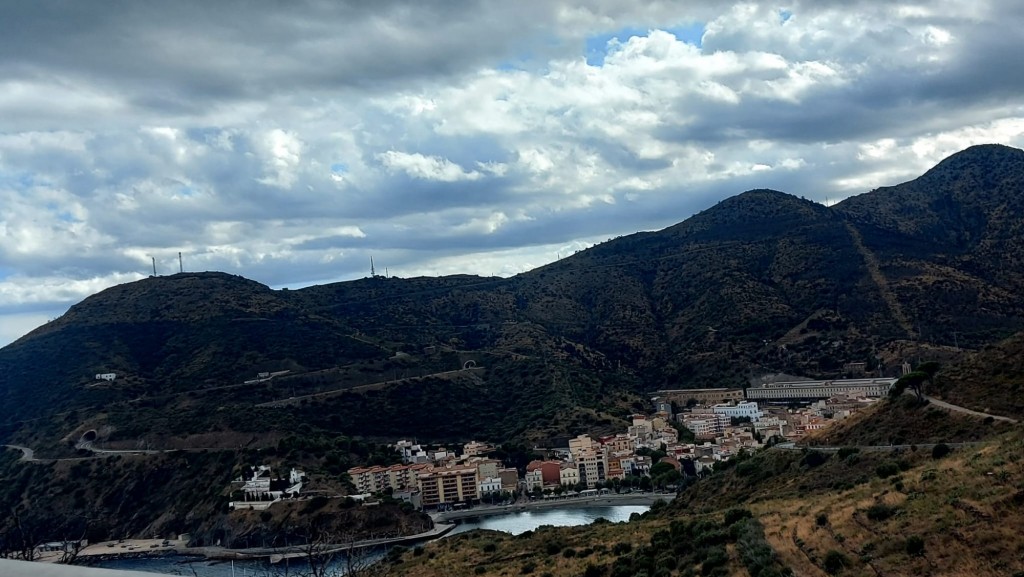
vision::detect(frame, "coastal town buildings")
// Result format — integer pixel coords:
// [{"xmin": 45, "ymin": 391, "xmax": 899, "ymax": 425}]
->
[{"xmin": 342, "ymin": 378, "xmax": 882, "ymax": 511}]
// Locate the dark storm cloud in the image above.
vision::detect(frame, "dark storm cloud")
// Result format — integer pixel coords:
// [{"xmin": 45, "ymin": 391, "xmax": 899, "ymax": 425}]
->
[
  {"xmin": 3, "ymin": 0, "xmax": 1024, "ymax": 345},
  {"xmin": 0, "ymin": 0, "xmax": 556, "ymax": 108}
]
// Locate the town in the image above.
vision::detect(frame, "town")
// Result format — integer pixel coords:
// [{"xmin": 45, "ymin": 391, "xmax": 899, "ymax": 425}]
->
[{"xmin": 335, "ymin": 375, "xmax": 898, "ymax": 512}]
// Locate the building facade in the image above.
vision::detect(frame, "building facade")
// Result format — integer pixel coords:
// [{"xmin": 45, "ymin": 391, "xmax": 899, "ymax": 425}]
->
[
  {"xmin": 418, "ymin": 466, "xmax": 479, "ymax": 507},
  {"xmin": 744, "ymin": 378, "xmax": 896, "ymax": 401}
]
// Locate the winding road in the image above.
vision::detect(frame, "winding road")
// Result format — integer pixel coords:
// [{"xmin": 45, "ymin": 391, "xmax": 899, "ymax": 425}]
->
[{"xmin": 922, "ymin": 394, "xmax": 1018, "ymax": 423}]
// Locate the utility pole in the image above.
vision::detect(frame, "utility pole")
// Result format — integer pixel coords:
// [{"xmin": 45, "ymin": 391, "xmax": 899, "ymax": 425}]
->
[
  {"xmin": 178, "ymin": 252, "xmax": 183, "ymax": 273},
  {"xmin": 370, "ymin": 256, "xmax": 375, "ymax": 277},
  {"xmin": 151, "ymin": 257, "xmax": 157, "ymax": 277}
]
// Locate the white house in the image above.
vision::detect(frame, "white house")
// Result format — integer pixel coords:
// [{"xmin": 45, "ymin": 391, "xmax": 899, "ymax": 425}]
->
[
  {"xmin": 525, "ymin": 469, "xmax": 544, "ymax": 491},
  {"xmin": 559, "ymin": 464, "xmax": 579, "ymax": 487},
  {"xmin": 95, "ymin": 373, "xmax": 117, "ymax": 382},
  {"xmin": 479, "ymin": 476, "xmax": 502, "ymax": 494}
]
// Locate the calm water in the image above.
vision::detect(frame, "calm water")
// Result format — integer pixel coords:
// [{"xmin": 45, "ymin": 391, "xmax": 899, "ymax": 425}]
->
[
  {"xmin": 91, "ymin": 505, "xmax": 649, "ymax": 575},
  {"xmin": 446, "ymin": 505, "xmax": 650, "ymax": 536}
]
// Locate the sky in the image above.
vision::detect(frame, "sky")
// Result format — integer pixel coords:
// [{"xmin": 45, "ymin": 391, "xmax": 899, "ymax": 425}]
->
[{"xmin": 3, "ymin": 0, "xmax": 1024, "ymax": 347}]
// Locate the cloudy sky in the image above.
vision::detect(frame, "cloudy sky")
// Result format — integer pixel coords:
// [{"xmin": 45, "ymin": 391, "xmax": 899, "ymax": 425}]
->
[{"xmin": 2, "ymin": 0, "xmax": 1024, "ymax": 346}]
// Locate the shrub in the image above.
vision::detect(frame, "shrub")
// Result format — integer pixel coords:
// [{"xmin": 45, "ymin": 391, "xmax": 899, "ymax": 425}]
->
[
  {"xmin": 724, "ymin": 508, "xmax": 753, "ymax": 526},
  {"xmin": 582, "ymin": 564, "xmax": 605, "ymax": 577},
  {"xmin": 875, "ymin": 462, "xmax": 900, "ymax": 478},
  {"xmin": 259, "ymin": 510, "xmax": 272, "ymax": 523},
  {"xmin": 545, "ymin": 541, "xmax": 562, "ymax": 555},
  {"xmin": 700, "ymin": 546, "xmax": 729, "ymax": 574},
  {"xmin": 865, "ymin": 503, "xmax": 898, "ymax": 521},
  {"xmin": 475, "ymin": 567, "xmax": 486, "ymax": 575},
  {"xmin": 612, "ymin": 542, "xmax": 632, "ymax": 556},
  {"xmin": 521, "ymin": 561, "xmax": 537, "ymax": 574},
  {"xmin": 823, "ymin": 550, "xmax": 848, "ymax": 574},
  {"xmin": 562, "ymin": 547, "xmax": 577, "ymax": 558},
  {"xmin": 931, "ymin": 444, "xmax": 951, "ymax": 459},
  {"xmin": 837, "ymin": 447, "xmax": 860, "ymax": 460},
  {"xmin": 482, "ymin": 542, "xmax": 497, "ymax": 553},
  {"xmin": 801, "ymin": 450, "xmax": 829, "ymax": 468},
  {"xmin": 816, "ymin": 513, "xmax": 829, "ymax": 527},
  {"xmin": 736, "ymin": 461, "xmax": 760, "ymax": 477},
  {"xmin": 413, "ymin": 546, "xmax": 425, "ymax": 556},
  {"xmin": 905, "ymin": 535, "xmax": 925, "ymax": 557}
]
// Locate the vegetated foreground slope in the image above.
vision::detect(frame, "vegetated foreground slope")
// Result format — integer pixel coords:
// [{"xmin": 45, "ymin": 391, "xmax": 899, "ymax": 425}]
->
[
  {"xmin": 391, "ymin": 423, "xmax": 1024, "ymax": 577},
  {"xmin": 931, "ymin": 331, "xmax": 1024, "ymax": 418},
  {"xmin": 4, "ymin": 145, "xmax": 1024, "ymax": 451}
]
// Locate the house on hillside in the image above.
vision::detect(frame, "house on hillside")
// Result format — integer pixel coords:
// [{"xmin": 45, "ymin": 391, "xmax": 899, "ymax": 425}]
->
[{"xmin": 230, "ymin": 465, "xmax": 306, "ymax": 509}]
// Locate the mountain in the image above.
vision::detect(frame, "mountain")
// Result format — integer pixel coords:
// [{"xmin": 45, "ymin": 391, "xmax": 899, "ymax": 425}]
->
[
  {"xmin": 4, "ymin": 145, "xmax": 1024, "ymax": 452},
  {"xmin": 3, "ymin": 143, "xmax": 1024, "ymax": 547}
]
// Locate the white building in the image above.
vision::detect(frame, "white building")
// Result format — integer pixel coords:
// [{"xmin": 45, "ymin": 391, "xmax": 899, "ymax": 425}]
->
[
  {"xmin": 95, "ymin": 373, "xmax": 116, "ymax": 381},
  {"xmin": 525, "ymin": 469, "xmax": 544, "ymax": 491},
  {"xmin": 713, "ymin": 401, "xmax": 763, "ymax": 422},
  {"xmin": 559, "ymin": 464, "xmax": 579, "ymax": 487},
  {"xmin": 479, "ymin": 476, "xmax": 502, "ymax": 494},
  {"xmin": 393, "ymin": 440, "xmax": 429, "ymax": 464}
]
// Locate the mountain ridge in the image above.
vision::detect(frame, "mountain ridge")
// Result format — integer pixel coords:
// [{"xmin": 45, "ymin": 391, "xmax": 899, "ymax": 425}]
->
[{"xmin": 3, "ymin": 144, "xmax": 1024, "ymax": 447}]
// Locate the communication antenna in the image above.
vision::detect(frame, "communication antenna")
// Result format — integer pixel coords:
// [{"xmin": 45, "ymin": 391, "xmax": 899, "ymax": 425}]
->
[
  {"xmin": 151, "ymin": 257, "xmax": 157, "ymax": 276},
  {"xmin": 370, "ymin": 256, "xmax": 376, "ymax": 277},
  {"xmin": 178, "ymin": 252, "xmax": 183, "ymax": 273}
]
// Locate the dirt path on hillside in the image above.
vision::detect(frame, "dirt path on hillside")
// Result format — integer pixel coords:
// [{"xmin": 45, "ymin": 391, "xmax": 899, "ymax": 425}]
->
[{"xmin": 845, "ymin": 223, "xmax": 915, "ymax": 337}]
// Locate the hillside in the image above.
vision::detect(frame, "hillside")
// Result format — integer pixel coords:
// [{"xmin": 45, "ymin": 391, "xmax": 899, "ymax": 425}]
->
[
  {"xmin": 2, "ymin": 144, "xmax": 1024, "ymax": 546},
  {"xmin": 4, "ymin": 146, "xmax": 1024, "ymax": 449}
]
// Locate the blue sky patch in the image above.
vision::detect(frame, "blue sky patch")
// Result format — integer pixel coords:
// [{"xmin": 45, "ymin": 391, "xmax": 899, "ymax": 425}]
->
[{"xmin": 585, "ymin": 23, "xmax": 704, "ymax": 66}]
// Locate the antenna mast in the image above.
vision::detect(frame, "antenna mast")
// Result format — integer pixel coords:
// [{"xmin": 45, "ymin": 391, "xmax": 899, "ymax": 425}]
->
[
  {"xmin": 151, "ymin": 257, "xmax": 157, "ymax": 276},
  {"xmin": 178, "ymin": 252, "xmax": 183, "ymax": 273},
  {"xmin": 370, "ymin": 256, "xmax": 376, "ymax": 277}
]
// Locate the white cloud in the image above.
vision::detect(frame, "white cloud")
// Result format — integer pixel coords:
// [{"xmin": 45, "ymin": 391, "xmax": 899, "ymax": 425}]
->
[
  {"xmin": 256, "ymin": 129, "xmax": 304, "ymax": 188},
  {"xmin": 377, "ymin": 151, "xmax": 482, "ymax": 182},
  {"xmin": 2, "ymin": 0, "xmax": 1024, "ymax": 345}
]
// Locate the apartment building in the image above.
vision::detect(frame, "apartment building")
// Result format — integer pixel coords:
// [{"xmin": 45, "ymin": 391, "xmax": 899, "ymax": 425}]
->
[
  {"xmin": 568, "ymin": 434, "xmax": 597, "ymax": 460},
  {"xmin": 348, "ymin": 463, "xmax": 432, "ymax": 494},
  {"xmin": 576, "ymin": 449, "xmax": 607, "ymax": 488},
  {"xmin": 418, "ymin": 466, "xmax": 479, "ymax": 507}
]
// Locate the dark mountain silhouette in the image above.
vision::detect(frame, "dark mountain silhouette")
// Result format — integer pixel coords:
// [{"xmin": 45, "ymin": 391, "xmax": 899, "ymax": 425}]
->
[{"xmin": 2, "ymin": 144, "xmax": 1024, "ymax": 449}]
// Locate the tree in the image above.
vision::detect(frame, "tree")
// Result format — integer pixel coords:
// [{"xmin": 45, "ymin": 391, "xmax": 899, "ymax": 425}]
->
[
  {"xmin": 653, "ymin": 468, "xmax": 681, "ymax": 489},
  {"xmin": 897, "ymin": 371, "xmax": 929, "ymax": 402},
  {"xmin": 648, "ymin": 461, "xmax": 675, "ymax": 479},
  {"xmin": 917, "ymin": 361, "xmax": 940, "ymax": 391},
  {"xmin": 266, "ymin": 520, "xmax": 396, "ymax": 577}
]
